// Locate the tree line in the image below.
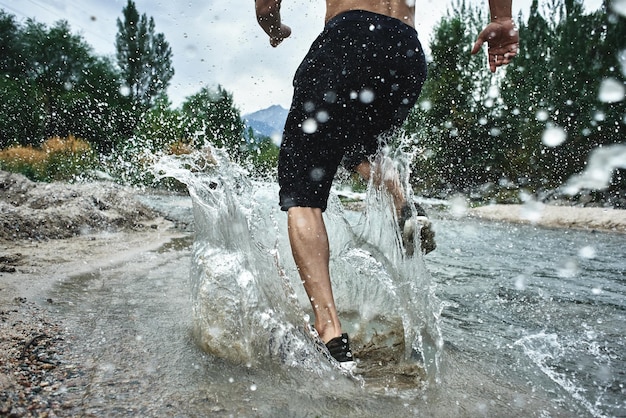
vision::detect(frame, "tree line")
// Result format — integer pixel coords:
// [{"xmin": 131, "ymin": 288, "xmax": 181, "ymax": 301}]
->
[
  {"xmin": 407, "ymin": 0, "xmax": 625, "ymax": 203},
  {"xmin": 0, "ymin": 0, "xmax": 274, "ymax": 182},
  {"xmin": 0, "ymin": 0, "xmax": 623, "ymax": 202}
]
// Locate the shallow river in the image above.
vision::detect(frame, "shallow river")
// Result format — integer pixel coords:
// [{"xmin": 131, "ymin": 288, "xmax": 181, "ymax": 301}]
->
[{"xmin": 44, "ymin": 161, "xmax": 624, "ymax": 417}]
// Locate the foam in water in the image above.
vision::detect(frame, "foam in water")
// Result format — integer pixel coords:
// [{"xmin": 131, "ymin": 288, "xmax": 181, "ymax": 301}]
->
[
  {"xmin": 515, "ymin": 332, "xmax": 615, "ymax": 418},
  {"xmin": 153, "ymin": 145, "xmax": 444, "ymax": 382}
]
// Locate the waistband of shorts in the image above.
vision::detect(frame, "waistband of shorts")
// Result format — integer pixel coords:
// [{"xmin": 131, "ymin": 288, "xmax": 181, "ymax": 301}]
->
[{"xmin": 325, "ymin": 10, "xmax": 417, "ymax": 35}]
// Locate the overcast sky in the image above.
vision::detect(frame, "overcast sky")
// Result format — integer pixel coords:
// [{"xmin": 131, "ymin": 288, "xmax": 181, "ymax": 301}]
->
[{"xmin": 1, "ymin": 0, "xmax": 604, "ymax": 114}]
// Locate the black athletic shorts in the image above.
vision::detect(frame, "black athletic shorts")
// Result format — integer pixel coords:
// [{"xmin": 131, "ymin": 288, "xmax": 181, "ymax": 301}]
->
[{"xmin": 278, "ymin": 10, "xmax": 427, "ymax": 212}]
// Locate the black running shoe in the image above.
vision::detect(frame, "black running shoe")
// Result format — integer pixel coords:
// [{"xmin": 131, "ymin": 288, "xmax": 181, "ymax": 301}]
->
[
  {"xmin": 325, "ymin": 333, "xmax": 356, "ymax": 371},
  {"xmin": 399, "ymin": 202, "xmax": 436, "ymax": 255}
]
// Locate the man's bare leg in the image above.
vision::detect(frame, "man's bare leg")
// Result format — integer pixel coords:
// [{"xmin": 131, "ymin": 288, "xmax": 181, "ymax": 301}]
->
[{"xmin": 287, "ymin": 207, "xmax": 342, "ymax": 343}]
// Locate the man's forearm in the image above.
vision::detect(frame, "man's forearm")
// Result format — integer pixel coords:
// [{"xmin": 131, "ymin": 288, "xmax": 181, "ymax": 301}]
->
[
  {"xmin": 256, "ymin": 0, "xmax": 282, "ymax": 37},
  {"xmin": 488, "ymin": 0, "xmax": 513, "ymax": 20}
]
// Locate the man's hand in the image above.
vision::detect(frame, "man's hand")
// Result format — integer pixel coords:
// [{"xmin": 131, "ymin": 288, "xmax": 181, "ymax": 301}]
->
[
  {"xmin": 256, "ymin": 0, "xmax": 291, "ymax": 47},
  {"xmin": 471, "ymin": 18, "xmax": 519, "ymax": 72},
  {"xmin": 269, "ymin": 24, "xmax": 292, "ymax": 47}
]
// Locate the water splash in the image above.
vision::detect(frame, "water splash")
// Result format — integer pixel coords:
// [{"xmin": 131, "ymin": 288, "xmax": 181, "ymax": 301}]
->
[
  {"xmin": 541, "ymin": 124, "xmax": 567, "ymax": 147},
  {"xmin": 598, "ymin": 77, "xmax": 625, "ymax": 103},
  {"xmin": 562, "ymin": 144, "xmax": 626, "ymax": 194},
  {"xmin": 515, "ymin": 332, "xmax": 614, "ymax": 418},
  {"xmin": 153, "ymin": 144, "xmax": 444, "ymax": 384}
]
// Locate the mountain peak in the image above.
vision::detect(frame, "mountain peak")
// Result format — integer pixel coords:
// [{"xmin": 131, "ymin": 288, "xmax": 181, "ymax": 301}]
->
[{"xmin": 244, "ymin": 105, "xmax": 289, "ymax": 138}]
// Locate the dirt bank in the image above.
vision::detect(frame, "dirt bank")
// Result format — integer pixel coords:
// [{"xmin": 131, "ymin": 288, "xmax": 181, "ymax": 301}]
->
[
  {"xmin": 0, "ymin": 171, "xmax": 187, "ymax": 417},
  {"xmin": 470, "ymin": 203, "xmax": 626, "ymax": 233}
]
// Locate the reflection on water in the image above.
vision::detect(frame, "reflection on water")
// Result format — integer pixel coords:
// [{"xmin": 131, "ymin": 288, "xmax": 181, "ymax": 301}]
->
[{"xmin": 42, "ymin": 151, "xmax": 625, "ymax": 417}]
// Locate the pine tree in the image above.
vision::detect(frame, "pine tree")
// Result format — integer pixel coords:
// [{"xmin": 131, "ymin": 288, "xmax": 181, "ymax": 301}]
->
[{"xmin": 116, "ymin": 0, "xmax": 174, "ymax": 111}]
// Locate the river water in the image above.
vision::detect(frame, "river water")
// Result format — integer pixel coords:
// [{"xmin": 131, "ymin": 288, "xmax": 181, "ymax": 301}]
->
[{"xmin": 45, "ymin": 152, "xmax": 624, "ymax": 417}]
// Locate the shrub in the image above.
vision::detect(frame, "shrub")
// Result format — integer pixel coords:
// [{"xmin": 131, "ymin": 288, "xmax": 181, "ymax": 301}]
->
[{"xmin": 0, "ymin": 135, "xmax": 97, "ymax": 181}]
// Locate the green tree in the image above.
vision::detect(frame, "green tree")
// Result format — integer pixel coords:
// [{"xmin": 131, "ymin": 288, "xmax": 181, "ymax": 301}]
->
[
  {"xmin": 134, "ymin": 96, "xmax": 185, "ymax": 152},
  {"xmin": 501, "ymin": 0, "xmax": 624, "ymax": 193},
  {"xmin": 181, "ymin": 85, "xmax": 247, "ymax": 161},
  {"xmin": 116, "ymin": 0, "xmax": 174, "ymax": 112},
  {"xmin": 0, "ymin": 11, "xmax": 25, "ymax": 76},
  {"xmin": 0, "ymin": 13, "xmax": 132, "ymax": 152},
  {"xmin": 406, "ymin": 1, "xmax": 496, "ymax": 194},
  {"xmin": 0, "ymin": 77, "xmax": 45, "ymax": 148}
]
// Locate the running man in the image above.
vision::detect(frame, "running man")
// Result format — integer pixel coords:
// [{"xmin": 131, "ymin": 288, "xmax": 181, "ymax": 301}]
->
[{"xmin": 255, "ymin": 0, "xmax": 519, "ymax": 369}]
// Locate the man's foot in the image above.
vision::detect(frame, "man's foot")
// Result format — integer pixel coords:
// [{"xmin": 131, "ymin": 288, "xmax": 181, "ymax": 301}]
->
[
  {"xmin": 325, "ymin": 333, "xmax": 356, "ymax": 372},
  {"xmin": 399, "ymin": 202, "xmax": 436, "ymax": 255}
]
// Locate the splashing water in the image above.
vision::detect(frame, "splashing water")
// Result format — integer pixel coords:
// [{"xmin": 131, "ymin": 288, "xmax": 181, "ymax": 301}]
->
[
  {"xmin": 610, "ymin": 0, "xmax": 626, "ymax": 17},
  {"xmin": 153, "ymin": 145, "xmax": 444, "ymax": 384},
  {"xmin": 562, "ymin": 143, "xmax": 626, "ymax": 195},
  {"xmin": 515, "ymin": 332, "xmax": 615, "ymax": 418},
  {"xmin": 598, "ymin": 77, "xmax": 626, "ymax": 103}
]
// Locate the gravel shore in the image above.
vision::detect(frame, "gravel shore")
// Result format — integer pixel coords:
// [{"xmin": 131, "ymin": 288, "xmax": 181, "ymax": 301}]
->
[{"xmin": 1, "ymin": 171, "xmax": 184, "ymax": 417}]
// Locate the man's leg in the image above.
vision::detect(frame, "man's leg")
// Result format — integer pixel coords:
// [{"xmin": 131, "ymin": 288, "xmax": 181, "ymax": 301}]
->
[{"xmin": 287, "ymin": 206, "xmax": 342, "ymax": 343}]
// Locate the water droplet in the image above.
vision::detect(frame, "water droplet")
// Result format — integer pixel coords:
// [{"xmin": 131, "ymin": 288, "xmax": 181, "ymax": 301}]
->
[
  {"xmin": 324, "ymin": 90, "xmax": 337, "ymax": 103},
  {"xmin": 487, "ymin": 84, "xmax": 499, "ymax": 98},
  {"xmin": 541, "ymin": 125, "xmax": 567, "ymax": 147},
  {"xmin": 449, "ymin": 195, "xmax": 467, "ymax": 218},
  {"xmin": 520, "ymin": 200, "xmax": 544, "ymax": 223},
  {"xmin": 593, "ymin": 110, "xmax": 606, "ymax": 122},
  {"xmin": 310, "ymin": 167, "xmax": 325, "ymax": 181},
  {"xmin": 419, "ymin": 100, "xmax": 432, "ymax": 111},
  {"xmin": 514, "ymin": 275, "xmax": 527, "ymax": 290},
  {"xmin": 250, "ymin": 384, "xmax": 257, "ymax": 391},
  {"xmin": 610, "ymin": 0, "xmax": 626, "ymax": 17},
  {"xmin": 563, "ymin": 144, "xmax": 626, "ymax": 194},
  {"xmin": 316, "ymin": 110, "xmax": 329, "ymax": 123},
  {"xmin": 271, "ymin": 133, "xmax": 282, "ymax": 147},
  {"xmin": 578, "ymin": 246, "xmax": 596, "ymax": 259},
  {"xmin": 535, "ymin": 109, "xmax": 549, "ymax": 121},
  {"xmin": 557, "ymin": 258, "xmax": 578, "ymax": 278},
  {"xmin": 618, "ymin": 49, "xmax": 626, "ymax": 77},
  {"xmin": 302, "ymin": 118, "xmax": 318, "ymax": 134},
  {"xmin": 598, "ymin": 77, "xmax": 625, "ymax": 103},
  {"xmin": 359, "ymin": 89, "xmax": 375, "ymax": 104},
  {"xmin": 119, "ymin": 85, "xmax": 131, "ymax": 97}
]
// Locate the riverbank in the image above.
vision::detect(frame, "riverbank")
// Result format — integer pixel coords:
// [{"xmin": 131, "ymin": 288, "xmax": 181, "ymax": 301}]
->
[
  {"xmin": 0, "ymin": 171, "xmax": 189, "ymax": 416},
  {"xmin": 469, "ymin": 203, "xmax": 626, "ymax": 233}
]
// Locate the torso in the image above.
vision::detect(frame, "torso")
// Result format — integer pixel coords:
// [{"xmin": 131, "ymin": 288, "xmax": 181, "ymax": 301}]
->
[{"xmin": 325, "ymin": 0, "xmax": 416, "ymax": 27}]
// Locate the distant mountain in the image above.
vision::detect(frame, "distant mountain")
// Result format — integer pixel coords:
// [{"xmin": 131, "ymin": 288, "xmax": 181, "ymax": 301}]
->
[{"xmin": 243, "ymin": 105, "xmax": 288, "ymax": 138}]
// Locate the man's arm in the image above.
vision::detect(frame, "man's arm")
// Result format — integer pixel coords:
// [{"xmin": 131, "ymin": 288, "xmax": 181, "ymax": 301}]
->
[
  {"xmin": 255, "ymin": 0, "xmax": 292, "ymax": 47},
  {"xmin": 471, "ymin": 0, "xmax": 519, "ymax": 72}
]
